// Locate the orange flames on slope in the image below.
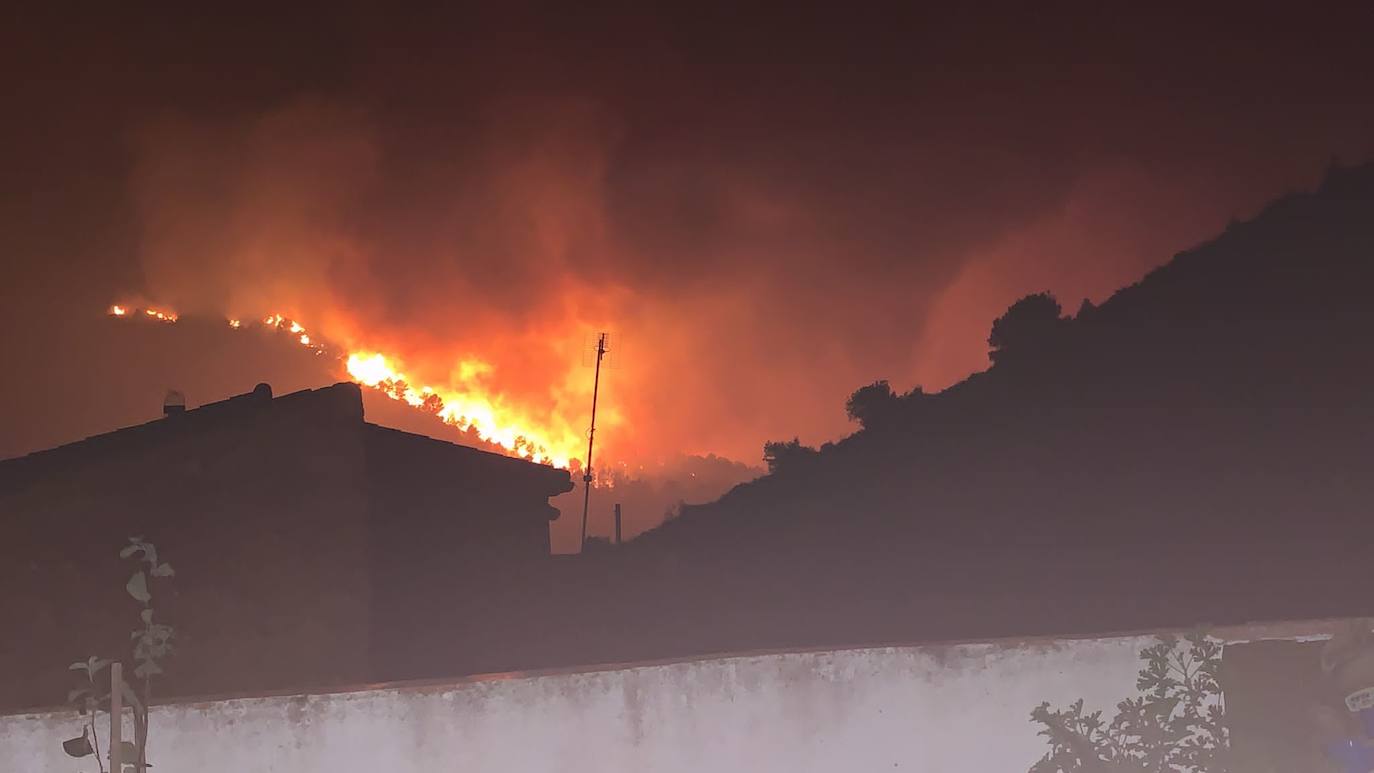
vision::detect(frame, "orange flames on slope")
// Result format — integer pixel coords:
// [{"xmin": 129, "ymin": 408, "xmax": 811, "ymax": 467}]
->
[
  {"xmin": 111, "ymin": 304, "xmax": 177, "ymax": 322},
  {"xmin": 108, "ymin": 305, "xmax": 585, "ymax": 468},
  {"xmin": 342, "ymin": 351, "xmax": 575, "ymax": 466}
]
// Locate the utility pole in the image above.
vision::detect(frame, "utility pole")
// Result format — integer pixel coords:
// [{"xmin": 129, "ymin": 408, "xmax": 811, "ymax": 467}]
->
[
  {"xmin": 109, "ymin": 662, "xmax": 123, "ymax": 773},
  {"xmin": 580, "ymin": 332, "xmax": 609, "ymax": 552},
  {"xmin": 614, "ymin": 503, "xmax": 622, "ymax": 545}
]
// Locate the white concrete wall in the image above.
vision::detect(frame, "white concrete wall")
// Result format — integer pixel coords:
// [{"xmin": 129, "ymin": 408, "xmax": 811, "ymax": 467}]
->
[{"xmin": 0, "ymin": 623, "xmax": 1332, "ymax": 772}]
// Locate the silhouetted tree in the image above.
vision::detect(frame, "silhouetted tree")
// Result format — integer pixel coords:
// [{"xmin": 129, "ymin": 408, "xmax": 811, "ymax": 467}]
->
[
  {"xmin": 845, "ymin": 380, "xmax": 899, "ymax": 428},
  {"xmin": 762, "ymin": 438, "xmax": 818, "ymax": 473},
  {"xmin": 989, "ymin": 292, "xmax": 1065, "ymax": 363}
]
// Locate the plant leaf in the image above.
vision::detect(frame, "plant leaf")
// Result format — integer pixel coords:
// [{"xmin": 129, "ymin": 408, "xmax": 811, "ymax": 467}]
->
[
  {"xmin": 134, "ymin": 660, "xmax": 163, "ymax": 679},
  {"xmin": 141, "ymin": 608, "xmax": 154, "ymax": 624},
  {"xmin": 62, "ymin": 732, "xmax": 93, "ymax": 757},
  {"xmin": 126, "ymin": 571, "xmax": 151, "ymax": 603},
  {"xmin": 69, "ymin": 661, "xmax": 88, "ymax": 672},
  {"xmin": 152, "ymin": 562, "xmax": 174, "ymax": 578}
]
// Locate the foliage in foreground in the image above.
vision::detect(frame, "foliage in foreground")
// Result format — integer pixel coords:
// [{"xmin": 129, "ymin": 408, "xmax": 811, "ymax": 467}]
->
[
  {"xmin": 1030, "ymin": 633, "xmax": 1229, "ymax": 773},
  {"xmin": 62, "ymin": 537, "xmax": 175, "ymax": 773}
]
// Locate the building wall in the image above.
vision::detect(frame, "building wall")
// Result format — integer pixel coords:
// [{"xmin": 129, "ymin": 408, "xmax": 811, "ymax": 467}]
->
[
  {"xmin": 363, "ymin": 423, "xmax": 568, "ymax": 681},
  {"xmin": 0, "ymin": 621, "xmax": 1334, "ymax": 773},
  {"xmin": 0, "ymin": 384, "xmax": 375, "ymax": 710},
  {"xmin": 0, "ymin": 382, "xmax": 573, "ymax": 712}
]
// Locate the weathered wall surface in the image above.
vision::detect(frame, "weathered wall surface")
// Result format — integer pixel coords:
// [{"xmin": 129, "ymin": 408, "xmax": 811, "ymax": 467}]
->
[{"xmin": 0, "ymin": 623, "xmax": 1305, "ymax": 773}]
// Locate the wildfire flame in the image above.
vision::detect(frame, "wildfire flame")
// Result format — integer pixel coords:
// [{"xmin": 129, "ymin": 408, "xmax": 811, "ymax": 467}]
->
[
  {"xmin": 111, "ymin": 304, "xmax": 177, "ymax": 322},
  {"xmin": 108, "ymin": 304, "xmax": 583, "ymax": 467},
  {"xmin": 342, "ymin": 352, "xmax": 572, "ymax": 466}
]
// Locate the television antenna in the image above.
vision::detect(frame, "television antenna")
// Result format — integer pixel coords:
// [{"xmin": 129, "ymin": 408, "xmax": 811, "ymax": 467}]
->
[{"xmin": 580, "ymin": 332, "xmax": 614, "ymax": 552}]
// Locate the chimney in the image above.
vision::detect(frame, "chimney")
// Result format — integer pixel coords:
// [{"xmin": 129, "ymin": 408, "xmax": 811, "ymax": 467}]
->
[{"xmin": 163, "ymin": 389, "xmax": 186, "ymax": 416}]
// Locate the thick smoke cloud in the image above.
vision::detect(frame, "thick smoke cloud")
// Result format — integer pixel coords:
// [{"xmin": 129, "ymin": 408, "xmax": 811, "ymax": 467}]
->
[{"xmin": 5, "ymin": 5, "xmax": 1374, "ymax": 478}]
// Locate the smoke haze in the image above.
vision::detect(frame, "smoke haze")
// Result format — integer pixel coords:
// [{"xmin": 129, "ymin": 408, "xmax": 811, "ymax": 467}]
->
[{"xmin": 5, "ymin": 5, "xmax": 1374, "ymax": 495}]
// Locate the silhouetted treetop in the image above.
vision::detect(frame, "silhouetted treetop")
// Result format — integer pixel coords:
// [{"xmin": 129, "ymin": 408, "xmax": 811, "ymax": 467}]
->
[
  {"xmin": 846, "ymin": 380, "xmax": 899, "ymax": 428},
  {"xmin": 762, "ymin": 437, "xmax": 819, "ymax": 474},
  {"xmin": 846, "ymin": 380, "xmax": 928, "ymax": 429},
  {"xmin": 988, "ymin": 292, "xmax": 1066, "ymax": 364}
]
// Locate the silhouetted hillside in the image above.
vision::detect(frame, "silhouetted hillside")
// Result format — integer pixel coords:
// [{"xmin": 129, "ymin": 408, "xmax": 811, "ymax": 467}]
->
[
  {"xmin": 644, "ymin": 161, "xmax": 1374, "ymax": 553},
  {"xmin": 468, "ymin": 162, "xmax": 1374, "ymax": 674}
]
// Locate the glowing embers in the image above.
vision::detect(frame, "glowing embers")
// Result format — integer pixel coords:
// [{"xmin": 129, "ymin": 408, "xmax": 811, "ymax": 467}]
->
[{"xmin": 108, "ymin": 305, "xmax": 177, "ymax": 322}]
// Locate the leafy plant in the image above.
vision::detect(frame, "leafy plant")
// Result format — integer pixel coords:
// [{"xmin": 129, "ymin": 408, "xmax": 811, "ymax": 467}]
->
[
  {"xmin": 61, "ymin": 538, "xmax": 175, "ymax": 773},
  {"xmin": 121, "ymin": 536, "xmax": 175, "ymax": 772},
  {"xmin": 1029, "ymin": 633, "xmax": 1230, "ymax": 773},
  {"xmin": 122, "ymin": 537, "xmax": 176, "ymax": 685},
  {"xmin": 63, "ymin": 656, "xmax": 113, "ymax": 772}
]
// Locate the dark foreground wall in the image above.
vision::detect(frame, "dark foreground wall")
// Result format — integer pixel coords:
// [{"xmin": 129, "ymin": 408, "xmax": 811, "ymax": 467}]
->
[
  {"xmin": 0, "ymin": 382, "xmax": 572, "ymax": 712},
  {"xmin": 363, "ymin": 423, "xmax": 570, "ymax": 681},
  {"xmin": 0, "ymin": 383, "xmax": 373, "ymax": 710}
]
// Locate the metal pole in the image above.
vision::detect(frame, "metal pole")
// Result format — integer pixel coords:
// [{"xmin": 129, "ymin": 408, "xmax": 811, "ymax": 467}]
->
[
  {"xmin": 614, "ymin": 503, "xmax": 622, "ymax": 545},
  {"xmin": 580, "ymin": 333, "xmax": 607, "ymax": 551},
  {"xmin": 109, "ymin": 663, "xmax": 123, "ymax": 773}
]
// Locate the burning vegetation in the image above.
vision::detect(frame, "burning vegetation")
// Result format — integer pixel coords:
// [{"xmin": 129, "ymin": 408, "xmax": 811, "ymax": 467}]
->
[{"xmin": 107, "ymin": 304, "xmax": 579, "ymax": 467}]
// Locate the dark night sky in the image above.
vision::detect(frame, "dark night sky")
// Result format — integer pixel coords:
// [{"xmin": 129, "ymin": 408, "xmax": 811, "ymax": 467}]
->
[{"xmin": 4, "ymin": 4, "xmax": 1374, "ymax": 464}]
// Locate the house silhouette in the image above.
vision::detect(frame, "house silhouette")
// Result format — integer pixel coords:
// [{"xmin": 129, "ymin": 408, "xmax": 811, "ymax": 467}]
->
[{"xmin": 0, "ymin": 381, "xmax": 572, "ymax": 710}]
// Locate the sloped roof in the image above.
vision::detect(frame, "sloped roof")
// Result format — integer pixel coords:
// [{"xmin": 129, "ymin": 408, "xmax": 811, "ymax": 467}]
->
[
  {"xmin": 363, "ymin": 422, "xmax": 574, "ymax": 497},
  {"xmin": 0, "ymin": 382, "xmax": 572, "ymax": 496}
]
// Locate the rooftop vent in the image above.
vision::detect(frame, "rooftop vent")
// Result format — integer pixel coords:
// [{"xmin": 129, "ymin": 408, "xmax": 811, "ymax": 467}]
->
[{"xmin": 163, "ymin": 390, "xmax": 186, "ymax": 416}]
